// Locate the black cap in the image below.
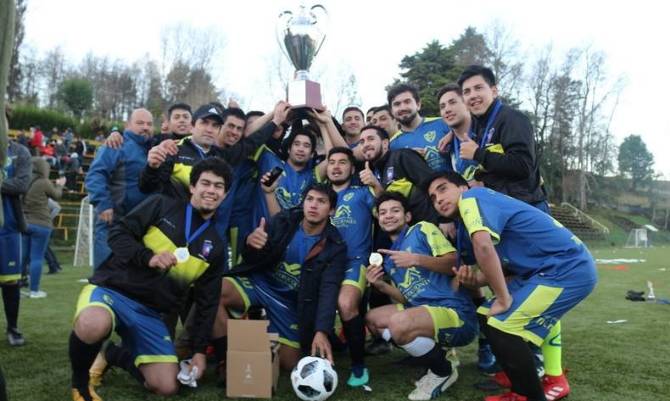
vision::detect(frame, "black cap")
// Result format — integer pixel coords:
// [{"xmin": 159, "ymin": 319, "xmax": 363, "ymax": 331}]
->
[{"xmin": 193, "ymin": 104, "xmax": 224, "ymax": 124}]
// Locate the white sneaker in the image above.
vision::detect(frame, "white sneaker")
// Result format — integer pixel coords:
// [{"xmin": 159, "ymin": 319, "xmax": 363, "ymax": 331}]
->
[
  {"xmin": 408, "ymin": 367, "xmax": 458, "ymax": 401},
  {"xmin": 29, "ymin": 290, "xmax": 47, "ymax": 298}
]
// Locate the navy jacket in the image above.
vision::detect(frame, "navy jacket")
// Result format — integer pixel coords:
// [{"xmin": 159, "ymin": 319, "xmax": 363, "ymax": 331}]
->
[{"xmin": 230, "ymin": 208, "xmax": 346, "ymax": 355}]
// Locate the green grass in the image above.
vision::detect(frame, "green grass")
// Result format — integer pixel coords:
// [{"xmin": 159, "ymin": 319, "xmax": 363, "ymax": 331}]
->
[{"xmin": 1, "ymin": 247, "xmax": 668, "ymax": 401}]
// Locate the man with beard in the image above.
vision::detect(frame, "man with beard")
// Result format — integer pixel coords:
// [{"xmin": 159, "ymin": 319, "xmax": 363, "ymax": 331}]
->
[
  {"xmin": 70, "ymin": 158, "xmax": 232, "ymax": 401},
  {"xmin": 387, "ymin": 83, "xmax": 450, "ymax": 173}
]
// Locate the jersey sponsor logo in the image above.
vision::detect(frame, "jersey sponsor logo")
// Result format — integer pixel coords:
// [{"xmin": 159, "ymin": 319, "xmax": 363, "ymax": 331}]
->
[
  {"xmin": 331, "ymin": 205, "xmax": 355, "ymax": 228},
  {"xmin": 398, "ymin": 267, "xmax": 429, "ymax": 302},
  {"xmin": 272, "ymin": 262, "xmax": 301, "ymax": 290},
  {"xmin": 424, "ymin": 130, "xmax": 436, "ymax": 143}
]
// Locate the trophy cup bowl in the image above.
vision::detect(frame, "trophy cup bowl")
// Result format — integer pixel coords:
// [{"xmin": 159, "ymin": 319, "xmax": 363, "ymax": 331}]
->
[{"xmin": 277, "ymin": 4, "xmax": 328, "ymax": 110}]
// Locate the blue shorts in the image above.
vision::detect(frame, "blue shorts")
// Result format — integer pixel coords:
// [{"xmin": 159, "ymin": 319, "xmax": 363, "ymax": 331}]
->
[
  {"xmin": 397, "ymin": 304, "xmax": 478, "ymax": 347},
  {"xmin": 478, "ymin": 264, "xmax": 597, "ymax": 346},
  {"xmin": 0, "ymin": 230, "xmax": 22, "ymax": 283},
  {"xmin": 342, "ymin": 256, "xmax": 366, "ymax": 292},
  {"xmin": 225, "ymin": 276, "xmax": 299, "ymax": 348},
  {"xmin": 74, "ymin": 284, "xmax": 177, "ymax": 366}
]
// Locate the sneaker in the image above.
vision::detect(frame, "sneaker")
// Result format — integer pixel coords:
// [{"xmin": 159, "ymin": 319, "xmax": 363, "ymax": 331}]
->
[
  {"xmin": 29, "ymin": 290, "xmax": 47, "ymax": 298},
  {"xmin": 447, "ymin": 347, "xmax": 461, "ymax": 369},
  {"xmin": 365, "ymin": 338, "xmax": 392, "ymax": 355},
  {"xmin": 493, "ymin": 371, "xmax": 511, "ymax": 388},
  {"xmin": 347, "ymin": 367, "xmax": 370, "ymax": 388},
  {"xmin": 72, "ymin": 386, "xmax": 103, "ymax": 401},
  {"xmin": 408, "ymin": 367, "xmax": 458, "ymax": 401},
  {"xmin": 484, "ymin": 391, "xmax": 528, "ymax": 401},
  {"xmin": 89, "ymin": 351, "xmax": 109, "ymax": 387},
  {"xmin": 477, "ymin": 343, "xmax": 500, "ymax": 374},
  {"xmin": 7, "ymin": 327, "xmax": 25, "ymax": 346},
  {"xmin": 543, "ymin": 373, "xmax": 570, "ymax": 401}
]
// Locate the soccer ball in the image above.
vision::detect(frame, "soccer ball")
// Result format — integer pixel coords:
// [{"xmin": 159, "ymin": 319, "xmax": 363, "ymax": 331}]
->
[{"xmin": 290, "ymin": 356, "xmax": 338, "ymax": 401}]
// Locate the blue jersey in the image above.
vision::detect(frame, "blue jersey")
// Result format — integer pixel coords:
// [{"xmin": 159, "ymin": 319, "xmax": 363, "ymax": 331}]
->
[
  {"xmin": 383, "ymin": 222, "xmax": 473, "ymax": 312},
  {"xmin": 258, "ymin": 225, "xmax": 320, "ymax": 299},
  {"xmin": 459, "ymin": 187, "xmax": 593, "ymax": 278},
  {"xmin": 447, "ymin": 131, "xmax": 480, "ymax": 181},
  {"xmin": 389, "ymin": 117, "xmax": 450, "ymax": 172},
  {"xmin": 330, "ymin": 185, "xmax": 375, "ymax": 262}
]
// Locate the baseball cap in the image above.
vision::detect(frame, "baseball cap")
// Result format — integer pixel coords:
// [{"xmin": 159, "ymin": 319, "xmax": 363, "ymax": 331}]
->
[{"xmin": 193, "ymin": 104, "xmax": 224, "ymax": 124}]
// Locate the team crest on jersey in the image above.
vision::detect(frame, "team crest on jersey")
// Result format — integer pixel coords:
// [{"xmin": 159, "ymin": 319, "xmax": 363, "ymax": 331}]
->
[
  {"xmin": 201, "ymin": 240, "xmax": 213, "ymax": 258},
  {"xmin": 343, "ymin": 192, "xmax": 354, "ymax": 202},
  {"xmin": 385, "ymin": 166, "xmax": 395, "ymax": 182},
  {"xmin": 424, "ymin": 130, "xmax": 436, "ymax": 143},
  {"xmin": 102, "ymin": 294, "xmax": 114, "ymax": 306}
]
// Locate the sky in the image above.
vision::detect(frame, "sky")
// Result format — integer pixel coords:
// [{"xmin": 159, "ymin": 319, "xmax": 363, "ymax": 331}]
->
[{"xmin": 21, "ymin": 0, "xmax": 670, "ymax": 178}]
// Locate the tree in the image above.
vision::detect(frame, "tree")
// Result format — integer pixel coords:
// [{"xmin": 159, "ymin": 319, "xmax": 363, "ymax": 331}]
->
[
  {"xmin": 618, "ymin": 134, "xmax": 654, "ymax": 189},
  {"xmin": 1, "ymin": 0, "xmax": 17, "ymax": 226},
  {"xmin": 7, "ymin": 0, "xmax": 25, "ymax": 102},
  {"xmin": 40, "ymin": 46, "xmax": 67, "ymax": 108},
  {"xmin": 58, "ymin": 78, "xmax": 93, "ymax": 118}
]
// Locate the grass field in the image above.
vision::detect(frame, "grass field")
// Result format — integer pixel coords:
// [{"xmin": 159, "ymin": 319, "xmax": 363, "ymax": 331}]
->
[{"xmin": 1, "ymin": 247, "xmax": 668, "ymax": 401}]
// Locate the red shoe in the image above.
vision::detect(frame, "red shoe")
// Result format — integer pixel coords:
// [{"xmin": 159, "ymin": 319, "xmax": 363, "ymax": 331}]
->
[
  {"xmin": 494, "ymin": 371, "xmax": 512, "ymax": 388},
  {"xmin": 484, "ymin": 391, "xmax": 528, "ymax": 401},
  {"xmin": 543, "ymin": 373, "xmax": 570, "ymax": 400}
]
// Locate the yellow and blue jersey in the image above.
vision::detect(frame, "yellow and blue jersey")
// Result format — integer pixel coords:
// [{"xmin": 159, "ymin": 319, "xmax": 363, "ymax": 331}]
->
[
  {"xmin": 383, "ymin": 222, "xmax": 474, "ymax": 312},
  {"xmin": 389, "ymin": 117, "xmax": 450, "ymax": 172},
  {"xmin": 459, "ymin": 187, "xmax": 594, "ymax": 278},
  {"xmin": 331, "ymin": 185, "xmax": 375, "ymax": 261}
]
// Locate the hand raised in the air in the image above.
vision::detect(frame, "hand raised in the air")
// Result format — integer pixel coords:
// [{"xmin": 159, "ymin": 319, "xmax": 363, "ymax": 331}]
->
[{"xmin": 246, "ymin": 218, "xmax": 268, "ymax": 250}]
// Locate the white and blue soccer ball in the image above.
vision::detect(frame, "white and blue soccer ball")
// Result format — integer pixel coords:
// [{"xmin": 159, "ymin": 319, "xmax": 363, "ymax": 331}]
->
[{"xmin": 290, "ymin": 356, "xmax": 338, "ymax": 401}]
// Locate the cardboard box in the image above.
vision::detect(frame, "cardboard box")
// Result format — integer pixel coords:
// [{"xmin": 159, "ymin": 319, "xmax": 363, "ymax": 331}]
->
[{"xmin": 226, "ymin": 320, "xmax": 280, "ymax": 398}]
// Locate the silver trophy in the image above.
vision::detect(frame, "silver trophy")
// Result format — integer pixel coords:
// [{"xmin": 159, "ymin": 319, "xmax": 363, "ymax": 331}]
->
[{"xmin": 277, "ymin": 3, "xmax": 328, "ymax": 110}]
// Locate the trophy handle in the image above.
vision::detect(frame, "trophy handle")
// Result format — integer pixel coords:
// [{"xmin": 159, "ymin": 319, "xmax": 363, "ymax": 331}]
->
[
  {"xmin": 276, "ymin": 10, "xmax": 293, "ymax": 61},
  {"xmin": 310, "ymin": 4, "xmax": 328, "ymax": 57}
]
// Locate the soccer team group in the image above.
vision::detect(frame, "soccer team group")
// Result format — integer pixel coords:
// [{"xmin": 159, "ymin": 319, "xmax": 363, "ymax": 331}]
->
[{"xmin": 3, "ymin": 65, "xmax": 598, "ymax": 401}]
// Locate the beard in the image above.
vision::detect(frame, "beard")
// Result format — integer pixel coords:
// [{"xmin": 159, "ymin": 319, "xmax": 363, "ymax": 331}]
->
[
  {"xmin": 397, "ymin": 111, "xmax": 417, "ymax": 126},
  {"xmin": 328, "ymin": 175, "xmax": 351, "ymax": 186}
]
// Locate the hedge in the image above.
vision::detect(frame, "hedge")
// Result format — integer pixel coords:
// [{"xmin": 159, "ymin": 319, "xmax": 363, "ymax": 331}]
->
[{"xmin": 8, "ymin": 104, "xmax": 124, "ymax": 139}]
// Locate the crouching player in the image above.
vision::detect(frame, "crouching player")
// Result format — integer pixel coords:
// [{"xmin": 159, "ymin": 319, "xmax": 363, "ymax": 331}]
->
[
  {"xmin": 68, "ymin": 158, "xmax": 232, "ymax": 401},
  {"xmin": 426, "ymin": 172, "xmax": 597, "ymax": 401},
  {"xmin": 365, "ymin": 192, "xmax": 477, "ymax": 401}
]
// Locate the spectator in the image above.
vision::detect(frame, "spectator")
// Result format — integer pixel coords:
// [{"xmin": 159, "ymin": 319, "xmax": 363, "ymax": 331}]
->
[
  {"xmin": 21, "ymin": 157, "xmax": 66, "ymax": 298},
  {"xmin": 44, "ymin": 198, "xmax": 63, "ymax": 274}
]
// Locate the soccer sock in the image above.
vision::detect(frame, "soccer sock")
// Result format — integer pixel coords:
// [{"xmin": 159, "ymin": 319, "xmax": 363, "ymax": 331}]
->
[
  {"xmin": 105, "ymin": 343, "xmax": 144, "ymax": 385},
  {"xmin": 69, "ymin": 332, "xmax": 103, "ymax": 391},
  {"xmin": 483, "ymin": 322, "xmax": 546, "ymax": 401},
  {"xmin": 542, "ymin": 321, "xmax": 562, "ymax": 376},
  {"xmin": 1, "ymin": 285, "xmax": 20, "ymax": 330},
  {"xmin": 399, "ymin": 336, "xmax": 435, "ymax": 357},
  {"xmin": 424, "ymin": 344, "xmax": 452, "ymax": 377},
  {"xmin": 212, "ymin": 336, "xmax": 228, "ymax": 364},
  {"xmin": 342, "ymin": 315, "xmax": 366, "ymax": 374}
]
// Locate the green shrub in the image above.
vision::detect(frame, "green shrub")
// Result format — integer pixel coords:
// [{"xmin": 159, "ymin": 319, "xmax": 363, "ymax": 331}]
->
[{"xmin": 9, "ymin": 104, "xmax": 123, "ymax": 139}]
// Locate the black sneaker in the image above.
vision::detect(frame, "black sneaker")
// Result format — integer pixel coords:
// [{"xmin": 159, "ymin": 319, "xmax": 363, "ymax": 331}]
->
[
  {"xmin": 365, "ymin": 338, "xmax": 392, "ymax": 355},
  {"xmin": 7, "ymin": 327, "xmax": 25, "ymax": 346}
]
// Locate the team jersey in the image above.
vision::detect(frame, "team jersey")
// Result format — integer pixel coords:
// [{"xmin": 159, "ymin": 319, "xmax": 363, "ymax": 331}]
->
[
  {"xmin": 383, "ymin": 222, "xmax": 473, "ymax": 312},
  {"xmin": 458, "ymin": 187, "xmax": 593, "ymax": 278},
  {"xmin": 257, "ymin": 225, "xmax": 320, "ymax": 299},
  {"xmin": 330, "ymin": 185, "xmax": 375, "ymax": 261},
  {"xmin": 389, "ymin": 117, "xmax": 450, "ymax": 172},
  {"xmin": 447, "ymin": 130, "xmax": 481, "ymax": 181}
]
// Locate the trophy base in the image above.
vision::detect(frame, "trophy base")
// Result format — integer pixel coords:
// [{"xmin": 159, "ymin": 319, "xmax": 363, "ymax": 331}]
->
[{"xmin": 288, "ymin": 79, "xmax": 324, "ymax": 110}]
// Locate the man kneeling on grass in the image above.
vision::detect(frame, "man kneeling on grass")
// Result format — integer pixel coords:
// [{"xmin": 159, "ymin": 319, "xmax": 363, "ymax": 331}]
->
[
  {"xmin": 68, "ymin": 158, "xmax": 231, "ymax": 401},
  {"xmin": 425, "ymin": 171, "xmax": 597, "ymax": 401},
  {"xmin": 365, "ymin": 192, "xmax": 477, "ymax": 401}
]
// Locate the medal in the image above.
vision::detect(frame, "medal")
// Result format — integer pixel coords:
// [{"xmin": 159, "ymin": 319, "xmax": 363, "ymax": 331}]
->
[
  {"xmin": 369, "ymin": 252, "xmax": 383, "ymax": 267},
  {"xmin": 174, "ymin": 247, "xmax": 190, "ymax": 263}
]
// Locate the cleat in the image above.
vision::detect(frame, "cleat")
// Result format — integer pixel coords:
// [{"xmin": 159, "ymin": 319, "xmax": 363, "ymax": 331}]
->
[
  {"xmin": 477, "ymin": 343, "xmax": 500, "ymax": 374},
  {"xmin": 347, "ymin": 367, "xmax": 370, "ymax": 388},
  {"xmin": 408, "ymin": 366, "xmax": 458, "ymax": 401},
  {"xmin": 493, "ymin": 371, "xmax": 511, "ymax": 388},
  {"xmin": 543, "ymin": 373, "xmax": 570, "ymax": 401},
  {"xmin": 365, "ymin": 338, "xmax": 392, "ymax": 355},
  {"xmin": 72, "ymin": 386, "xmax": 103, "ymax": 401},
  {"xmin": 484, "ymin": 391, "xmax": 528, "ymax": 401},
  {"xmin": 7, "ymin": 327, "xmax": 25, "ymax": 346},
  {"xmin": 89, "ymin": 351, "xmax": 108, "ymax": 387}
]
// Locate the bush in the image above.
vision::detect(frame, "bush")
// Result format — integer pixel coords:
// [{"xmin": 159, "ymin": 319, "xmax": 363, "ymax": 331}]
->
[{"xmin": 8, "ymin": 104, "xmax": 124, "ymax": 139}]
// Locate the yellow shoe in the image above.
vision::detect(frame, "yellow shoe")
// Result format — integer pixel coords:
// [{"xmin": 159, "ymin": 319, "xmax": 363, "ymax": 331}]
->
[
  {"xmin": 89, "ymin": 352, "xmax": 108, "ymax": 387},
  {"xmin": 72, "ymin": 386, "xmax": 103, "ymax": 401}
]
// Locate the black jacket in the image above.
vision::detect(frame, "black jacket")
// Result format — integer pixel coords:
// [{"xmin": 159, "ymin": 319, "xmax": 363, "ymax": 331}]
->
[
  {"xmin": 373, "ymin": 148, "xmax": 439, "ymax": 224},
  {"xmin": 229, "ymin": 208, "xmax": 346, "ymax": 355},
  {"xmin": 1, "ymin": 142, "xmax": 32, "ymax": 232},
  {"xmin": 472, "ymin": 102, "xmax": 545, "ymax": 204}
]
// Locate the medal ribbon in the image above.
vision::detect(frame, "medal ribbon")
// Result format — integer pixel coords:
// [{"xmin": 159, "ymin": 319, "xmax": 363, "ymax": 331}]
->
[
  {"xmin": 184, "ymin": 204, "xmax": 211, "ymax": 247},
  {"xmin": 478, "ymin": 99, "xmax": 502, "ymax": 148}
]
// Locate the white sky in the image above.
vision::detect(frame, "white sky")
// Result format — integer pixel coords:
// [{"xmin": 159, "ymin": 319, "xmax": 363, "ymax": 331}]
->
[{"xmin": 22, "ymin": 0, "xmax": 670, "ymax": 178}]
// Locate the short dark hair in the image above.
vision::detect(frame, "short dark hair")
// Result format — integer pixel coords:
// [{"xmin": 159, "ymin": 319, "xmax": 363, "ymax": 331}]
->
[
  {"xmin": 302, "ymin": 182, "xmax": 338, "ymax": 210},
  {"xmin": 286, "ymin": 130, "xmax": 316, "ymax": 152},
  {"xmin": 221, "ymin": 107, "xmax": 247, "ymax": 125},
  {"xmin": 168, "ymin": 103, "xmax": 192, "ymax": 119},
  {"xmin": 421, "ymin": 171, "xmax": 469, "ymax": 193},
  {"xmin": 387, "ymin": 83, "xmax": 420, "ymax": 105},
  {"xmin": 328, "ymin": 146, "xmax": 355, "ymax": 165},
  {"xmin": 375, "ymin": 191, "xmax": 409, "ymax": 212},
  {"xmin": 360, "ymin": 124, "xmax": 389, "ymax": 140},
  {"xmin": 436, "ymin": 83, "xmax": 462, "ymax": 101},
  {"xmin": 190, "ymin": 157, "xmax": 233, "ymax": 192},
  {"xmin": 373, "ymin": 104, "xmax": 392, "ymax": 115},
  {"xmin": 457, "ymin": 65, "xmax": 496, "ymax": 88},
  {"xmin": 342, "ymin": 106, "xmax": 364, "ymax": 120},
  {"xmin": 246, "ymin": 110, "xmax": 265, "ymax": 119},
  {"xmin": 366, "ymin": 106, "xmax": 377, "ymax": 115}
]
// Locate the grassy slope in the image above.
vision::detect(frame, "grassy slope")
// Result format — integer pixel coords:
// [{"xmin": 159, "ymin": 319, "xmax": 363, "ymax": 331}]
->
[{"xmin": 0, "ymin": 247, "xmax": 668, "ymax": 401}]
